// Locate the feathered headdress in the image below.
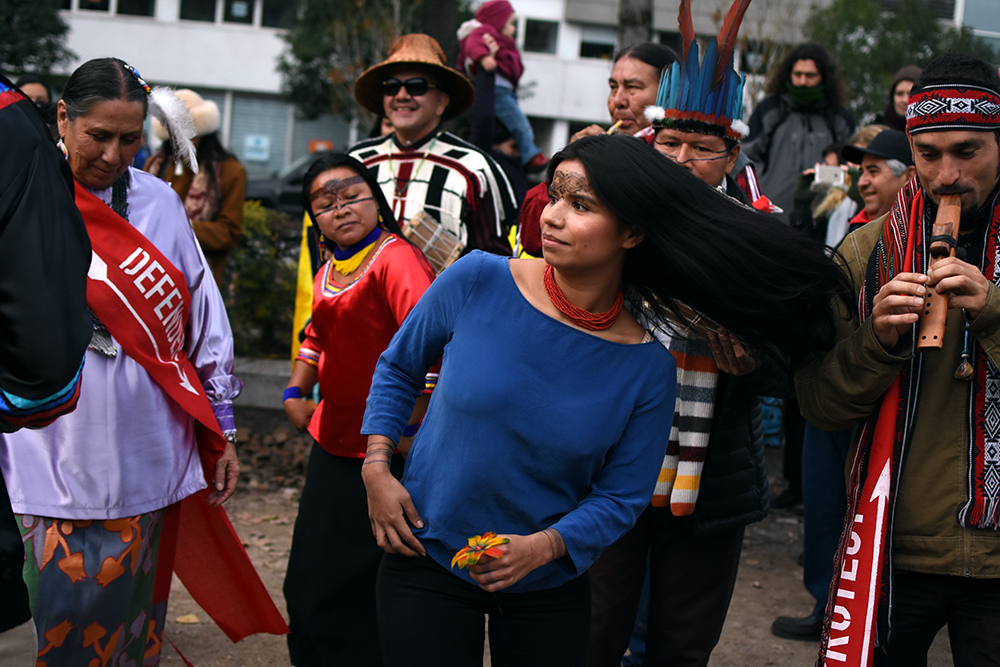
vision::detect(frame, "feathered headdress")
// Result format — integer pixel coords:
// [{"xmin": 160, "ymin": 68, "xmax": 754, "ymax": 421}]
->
[
  {"xmin": 645, "ymin": 0, "xmax": 752, "ymax": 142},
  {"xmin": 148, "ymin": 86, "xmax": 199, "ymax": 173}
]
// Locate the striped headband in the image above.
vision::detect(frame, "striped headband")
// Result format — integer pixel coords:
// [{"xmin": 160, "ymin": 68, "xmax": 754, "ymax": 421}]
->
[{"xmin": 906, "ymin": 84, "xmax": 1000, "ymax": 134}]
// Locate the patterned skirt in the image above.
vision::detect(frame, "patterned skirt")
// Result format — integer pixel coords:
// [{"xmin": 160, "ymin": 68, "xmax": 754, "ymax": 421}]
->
[{"xmin": 17, "ymin": 510, "xmax": 167, "ymax": 667}]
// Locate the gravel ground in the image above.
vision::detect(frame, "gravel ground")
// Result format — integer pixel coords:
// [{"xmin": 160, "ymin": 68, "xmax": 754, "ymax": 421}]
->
[{"xmin": 158, "ymin": 408, "xmax": 953, "ymax": 667}]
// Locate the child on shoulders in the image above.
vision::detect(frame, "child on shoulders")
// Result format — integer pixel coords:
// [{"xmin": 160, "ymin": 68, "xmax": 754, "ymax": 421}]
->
[{"xmin": 457, "ymin": 0, "xmax": 546, "ymax": 171}]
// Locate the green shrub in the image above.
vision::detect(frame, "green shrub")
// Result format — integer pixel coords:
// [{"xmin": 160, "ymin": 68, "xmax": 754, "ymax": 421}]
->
[{"xmin": 224, "ymin": 201, "xmax": 300, "ymax": 358}]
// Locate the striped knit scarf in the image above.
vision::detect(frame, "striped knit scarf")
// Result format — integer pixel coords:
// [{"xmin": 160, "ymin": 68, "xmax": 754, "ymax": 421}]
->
[{"xmin": 651, "ymin": 335, "xmax": 718, "ymax": 515}]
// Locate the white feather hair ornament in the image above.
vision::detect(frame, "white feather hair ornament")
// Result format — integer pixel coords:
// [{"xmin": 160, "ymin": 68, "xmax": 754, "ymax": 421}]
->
[
  {"xmin": 148, "ymin": 86, "xmax": 199, "ymax": 174},
  {"xmin": 731, "ymin": 119, "xmax": 750, "ymax": 137},
  {"xmin": 644, "ymin": 106, "xmax": 666, "ymax": 123}
]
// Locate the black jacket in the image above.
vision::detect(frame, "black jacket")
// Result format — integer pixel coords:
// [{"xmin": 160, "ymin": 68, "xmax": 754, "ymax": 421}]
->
[
  {"xmin": 691, "ymin": 363, "xmax": 790, "ymax": 536},
  {"xmin": 0, "ymin": 74, "xmax": 91, "ymax": 631}
]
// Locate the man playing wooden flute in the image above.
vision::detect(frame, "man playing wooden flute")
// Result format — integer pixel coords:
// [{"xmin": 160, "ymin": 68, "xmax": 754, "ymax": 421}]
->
[{"xmin": 797, "ymin": 53, "xmax": 1000, "ymax": 666}]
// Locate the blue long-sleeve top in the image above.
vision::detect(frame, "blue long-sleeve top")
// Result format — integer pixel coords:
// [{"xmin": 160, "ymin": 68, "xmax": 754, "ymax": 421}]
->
[{"xmin": 362, "ymin": 251, "xmax": 677, "ymax": 592}]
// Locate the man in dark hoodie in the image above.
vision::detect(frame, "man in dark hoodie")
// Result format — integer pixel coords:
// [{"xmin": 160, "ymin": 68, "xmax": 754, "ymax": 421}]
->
[{"xmin": 744, "ymin": 42, "xmax": 856, "ymax": 217}]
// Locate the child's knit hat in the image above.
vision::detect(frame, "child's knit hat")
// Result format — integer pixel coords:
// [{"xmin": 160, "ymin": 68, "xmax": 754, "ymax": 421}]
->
[{"xmin": 475, "ymin": 1, "xmax": 514, "ymax": 31}]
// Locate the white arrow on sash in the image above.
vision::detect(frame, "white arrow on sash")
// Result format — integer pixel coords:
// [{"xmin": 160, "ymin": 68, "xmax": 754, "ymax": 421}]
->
[
  {"xmin": 861, "ymin": 460, "xmax": 892, "ymax": 667},
  {"xmin": 88, "ymin": 251, "xmax": 199, "ymax": 395}
]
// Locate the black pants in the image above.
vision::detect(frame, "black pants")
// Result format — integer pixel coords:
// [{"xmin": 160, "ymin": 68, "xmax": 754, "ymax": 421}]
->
[
  {"xmin": 283, "ymin": 443, "xmax": 404, "ymax": 667},
  {"xmin": 781, "ymin": 396, "xmax": 804, "ymax": 499},
  {"xmin": 586, "ymin": 506, "xmax": 744, "ymax": 667},
  {"xmin": 875, "ymin": 571, "xmax": 1000, "ymax": 667},
  {"xmin": 377, "ymin": 552, "xmax": 591, "ymax": 667}
]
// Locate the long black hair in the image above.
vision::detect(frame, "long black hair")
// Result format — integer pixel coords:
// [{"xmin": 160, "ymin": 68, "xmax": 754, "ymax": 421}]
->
[
  {"xmin": 61, "ymin": 57, "xmax": 148, "ymax": 121},
  {"xmin": 301, "ymin": 153, "xmax": 404, "ymax": 241},
  {"xmin": 549, "ymin": 134, "xmax": 852, "ymax": 367}
]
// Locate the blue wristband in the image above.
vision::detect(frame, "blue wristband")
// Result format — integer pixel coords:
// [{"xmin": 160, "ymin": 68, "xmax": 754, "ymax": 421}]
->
[
  {"xmin": 401, "ymin": 422, "xmax": 419, "ymax": 437},
  {"xmin": 283, "ymin": 386, "xmax": 303, "ymax": 402}
]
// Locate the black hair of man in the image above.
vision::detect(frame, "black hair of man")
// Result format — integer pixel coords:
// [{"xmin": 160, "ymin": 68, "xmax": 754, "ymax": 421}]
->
[{"xmin": 613, "ymin": 43, "xmax": 679, "ymax": 78}]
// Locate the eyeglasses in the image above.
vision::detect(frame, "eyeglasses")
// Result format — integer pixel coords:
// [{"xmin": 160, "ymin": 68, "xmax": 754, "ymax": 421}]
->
[{"xmin": 381, "ymin": 77, "xmax": 438, "ymax": 97}]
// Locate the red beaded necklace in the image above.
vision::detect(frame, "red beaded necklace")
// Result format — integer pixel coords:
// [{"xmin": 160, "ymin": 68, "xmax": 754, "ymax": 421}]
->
[{"xmin": 543, "ymin": 264, "xmax": 624, "ymax": 331}]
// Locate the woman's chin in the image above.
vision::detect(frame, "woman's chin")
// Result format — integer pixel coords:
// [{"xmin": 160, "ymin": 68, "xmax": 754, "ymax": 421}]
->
[{"xmin": 79, "ymin": 167, "xmax": 123, "ymax": 190}]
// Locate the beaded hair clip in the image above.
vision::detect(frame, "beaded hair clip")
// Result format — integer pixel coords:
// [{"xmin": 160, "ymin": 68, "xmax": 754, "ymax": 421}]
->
[{"xmin": 122, "ymin": 63, "xmax": 152, "ymax": 96}]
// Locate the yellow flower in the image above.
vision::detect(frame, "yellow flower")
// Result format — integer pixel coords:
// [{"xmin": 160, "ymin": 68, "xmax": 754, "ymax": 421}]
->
[{"xmin": 450, "ymin": 532, "xmax": 510, "ymax": 569}]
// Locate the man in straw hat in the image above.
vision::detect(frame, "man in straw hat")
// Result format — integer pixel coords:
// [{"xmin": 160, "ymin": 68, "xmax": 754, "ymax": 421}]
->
[
  {"xmin": 799, "ymin": 53, "xmax": 1000, "ymax": 665},
  {"xmin": 350, "ymin": 34, "xmax": 517, "ymax": 256}
]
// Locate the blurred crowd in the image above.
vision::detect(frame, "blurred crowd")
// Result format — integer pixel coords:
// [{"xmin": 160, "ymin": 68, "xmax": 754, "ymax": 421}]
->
[{"xmin": 3, "ymin": 1, "xmax": 1000, "ymax": 666}]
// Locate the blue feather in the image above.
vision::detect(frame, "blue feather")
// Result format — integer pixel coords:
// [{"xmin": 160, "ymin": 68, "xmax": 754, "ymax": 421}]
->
[{"xmin": 669, "ymin": 63, "xmax": 682, "ymax": 109}]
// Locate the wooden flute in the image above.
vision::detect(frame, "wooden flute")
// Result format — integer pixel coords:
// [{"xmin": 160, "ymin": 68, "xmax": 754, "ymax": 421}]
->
[{"xmin": 917, "ymin": 194, "xmax": 962, "ymax": 350}]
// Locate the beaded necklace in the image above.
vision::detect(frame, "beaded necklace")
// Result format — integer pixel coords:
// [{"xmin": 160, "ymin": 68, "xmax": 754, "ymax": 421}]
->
[
  {"xmin": 332, "ymin": 226, "xmax": 382, "ymax": 276},
  {"xmin": 543, "ymin": 264, "xmax": 623, "ymax": 331}
]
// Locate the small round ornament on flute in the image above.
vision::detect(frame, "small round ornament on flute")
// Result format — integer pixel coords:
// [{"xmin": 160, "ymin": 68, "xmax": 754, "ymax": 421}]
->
[{"xmin": 917, "ymin": 194, "xmax": 962, "ymax": 351}]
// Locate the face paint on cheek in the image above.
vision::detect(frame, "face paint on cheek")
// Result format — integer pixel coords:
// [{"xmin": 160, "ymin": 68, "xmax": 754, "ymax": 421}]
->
[{"xmin": 550, "ymin": 171, "xmax": 591, "ymax": 199}]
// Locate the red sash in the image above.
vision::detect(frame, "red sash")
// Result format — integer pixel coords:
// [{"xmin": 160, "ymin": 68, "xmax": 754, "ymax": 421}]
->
[
  {"xmin": 819, "ymin": 184, "xmax": 921, "ymax": 667},
  {"xmin": 76, "ymin": 182, "xmax": 226, "ymax": 470},
  {"xmin": 75, "ymin": 182, "xmax": 288, "ymax": 643}
]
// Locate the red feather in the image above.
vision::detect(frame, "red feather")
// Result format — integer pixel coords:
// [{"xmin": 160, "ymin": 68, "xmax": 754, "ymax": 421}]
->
[
  {"xmin": 678, "ymin": 0, "xmax": 694, "ymax": 60},
  {"xmin": 712, "ymin": 0, "xmax": 753, "ymax": 90}
]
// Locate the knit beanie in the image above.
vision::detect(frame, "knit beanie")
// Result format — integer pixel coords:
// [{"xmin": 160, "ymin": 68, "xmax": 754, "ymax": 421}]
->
[
  {"xmin": 475, "ymin": 0, "xmax": 514, "ymax": 31},
  {"xmin": 890, "ymin": 65, "xmax": 923, "ymax": 99}
]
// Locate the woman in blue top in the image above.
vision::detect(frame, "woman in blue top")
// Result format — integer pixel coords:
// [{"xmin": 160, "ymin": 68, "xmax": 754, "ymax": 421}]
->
[{"xmin": 361, "ymin": 134, "xmax": 849, "ymax": 667}]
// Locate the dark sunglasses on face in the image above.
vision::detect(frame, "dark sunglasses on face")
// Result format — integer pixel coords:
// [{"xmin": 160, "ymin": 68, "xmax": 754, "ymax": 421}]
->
[{"xmin": 381, "ymin": 77, "xmax": 437, "ymax": 97}]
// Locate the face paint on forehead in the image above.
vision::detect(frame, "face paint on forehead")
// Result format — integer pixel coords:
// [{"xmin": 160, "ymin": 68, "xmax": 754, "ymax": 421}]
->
[
  {"xmin": 312, "ymin": 175, "xmax": 366, "ymax": 200},
  {"xmin": 550, "ymin": 170, "xmax": 591, "ymax": 197}
]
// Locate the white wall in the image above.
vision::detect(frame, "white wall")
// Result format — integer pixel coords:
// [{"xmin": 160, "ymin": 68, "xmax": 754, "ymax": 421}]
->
[
  {"xmin": 509, "ymin": 0, "xmax": 613, "ymax": 125},
  {"xmin": 61, "ymin": 9, "xmax": 286, "ymax": 93},
  {"xmin": 518, "ymin": 56, "xmax": 611, "ymax": 124}
]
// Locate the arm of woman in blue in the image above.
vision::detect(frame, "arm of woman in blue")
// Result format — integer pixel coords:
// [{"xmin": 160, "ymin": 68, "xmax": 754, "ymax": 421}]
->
[{"xmin": 361, "ymin": 256, "xmax": 484, "ymax": 559}]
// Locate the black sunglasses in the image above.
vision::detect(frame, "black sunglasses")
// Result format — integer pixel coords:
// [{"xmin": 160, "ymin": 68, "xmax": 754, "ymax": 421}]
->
[{"xmin": 381, "ymin": 77, "xmax": 438, "ymax": 97}]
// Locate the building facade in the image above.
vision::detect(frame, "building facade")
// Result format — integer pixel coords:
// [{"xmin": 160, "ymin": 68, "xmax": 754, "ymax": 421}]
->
[{"xmin": 59, "ymin": 0, "xmax": 350, "ymax": 177}]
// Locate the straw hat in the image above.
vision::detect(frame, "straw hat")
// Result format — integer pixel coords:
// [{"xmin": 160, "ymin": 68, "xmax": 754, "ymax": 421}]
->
[
  {"xmin": 152, "ymin": 88, "xmax": 220, "ymax": 140},
  {"xmin": 354, "ymin": 34, "xmax": 474, "ymax": 121}
]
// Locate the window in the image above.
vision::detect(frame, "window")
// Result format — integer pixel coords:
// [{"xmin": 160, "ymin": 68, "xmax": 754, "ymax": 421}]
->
[
  {"xmin": 118, "ymin": 0, "xmax": 156, "ymax": 16},
  {"xmin": 261, "ymin": 0, "xmax": 295, "ymax": 28},
  {"xmin": 224, "ymin": 0, "xmax": 253, "ymax": 23},
  {"xmin": 579, "ymin": 25, "xmax": 615, "ymax": 60},
  {"xmin": 523, "ymin": 19, "xmax": 558, "ymax": 54},
  {"xmin": 79, "ymin": 0, "xmax": 110, "ymax": 10},
  {"xmin": 656, "ymin": 32, "xmax": 683, "ymax": 58},
  {"xmin": 963, "ymin": 0, "xmax": 1000, "ymax": 33},
  {"xmin": 881, "ymin": 0, "xmax": 954, "ymax": 20},
  {"xmin": 180, "ymin": 0, "xmax": 216, "ymax": 22}
]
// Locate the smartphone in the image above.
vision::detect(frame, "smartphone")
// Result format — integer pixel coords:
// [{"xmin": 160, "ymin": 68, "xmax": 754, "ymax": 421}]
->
[{"xmin": 813, "ymin": 165, "xmax": 845, "ymax": 187}]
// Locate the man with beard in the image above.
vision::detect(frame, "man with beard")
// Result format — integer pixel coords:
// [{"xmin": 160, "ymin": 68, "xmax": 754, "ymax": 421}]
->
[{"xmin": 798, "ymin": 53, "xmax": 1000, "ymax": 665}]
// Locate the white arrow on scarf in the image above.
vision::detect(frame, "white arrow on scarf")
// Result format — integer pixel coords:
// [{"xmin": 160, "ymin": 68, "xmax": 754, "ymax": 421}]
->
[
  {"xmin": 88, "ymin": 251, "xmax": 199, "ymax": 395},
  {"xmin": 861, "ymin": 459, "xmax": 892, "ymax": 667}
]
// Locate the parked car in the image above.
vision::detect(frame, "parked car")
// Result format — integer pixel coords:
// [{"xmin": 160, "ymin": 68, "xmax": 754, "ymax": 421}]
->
[{"xmin": 245, "ymin": 150, "xmax": 333, "ymax": 216}]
